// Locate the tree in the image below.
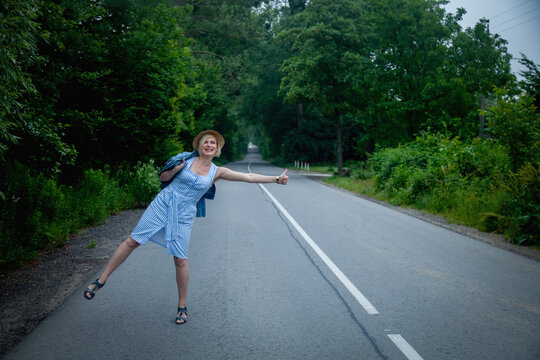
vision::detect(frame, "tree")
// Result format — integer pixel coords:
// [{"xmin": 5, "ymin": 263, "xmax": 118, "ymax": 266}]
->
[
  {"xmin": 445, "ymin": 18, "xmax": 514, "ymax": 137},
  {"xmin": 103, "ymin": 2, "xmax": 196, "ymax": 165},
  {"xmin": 370, "ymin": 0, "xmax": 454, "ymax": 143},
  {"xmin": 11, "ymin": 0, "xmax": 197, "ymax": 176},
  {"xmin": 487, "ymin": 88, "xmax": 539, "ymax": 170},
  {"xmin": 518, "ymin": 54, "xmax": 540, "ymax": 110},
  {"xmin": 368, "ymin": 1, "xmax": 514, "ymax": 143},
  {"xmin": 0, "ymin": 0, "xmax": 40, "ymax": 158},
  {"xmin": 279, "ymin": 0, "xmax": 372, "ymax": 173},
  {"xmin": 233, "ymin": 2, "xmax": 300, "ymax": 161},
  {"xmin": 177, "ymin": 0, "xmax": 268, "ymax": 160}
]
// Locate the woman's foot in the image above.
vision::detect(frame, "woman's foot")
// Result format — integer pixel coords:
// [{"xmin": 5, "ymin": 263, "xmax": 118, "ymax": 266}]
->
[
  {"xmin": 176, "ymin": 307, "xmax": 187, "ymax": 324},
  {"xmin": 83, "ymin": 279, "xmax": 105, "ymax": 300}
]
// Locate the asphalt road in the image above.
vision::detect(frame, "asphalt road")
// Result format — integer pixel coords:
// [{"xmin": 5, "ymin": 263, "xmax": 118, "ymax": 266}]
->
[{"xmin": 4, "ymin": 153, "xmax": 540, "ymax": 359}]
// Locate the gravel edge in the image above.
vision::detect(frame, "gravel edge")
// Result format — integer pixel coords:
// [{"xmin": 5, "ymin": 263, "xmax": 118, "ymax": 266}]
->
[{"xmin": 0, "ymin": 208, "xmax": 144, "ymax": 357}]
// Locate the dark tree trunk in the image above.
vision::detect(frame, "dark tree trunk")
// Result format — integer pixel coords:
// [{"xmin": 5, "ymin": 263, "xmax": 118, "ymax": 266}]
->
[
  {"xmin": 336, "ymin": 110, "xmax": 343, "ymax": 174},
  {"xmin": 297, "ymin": 103, "xmax": 303, "ymax": 128},
  {"xmin": 288, "ymin": 0, "xmax": 307, "ymax": 15}
]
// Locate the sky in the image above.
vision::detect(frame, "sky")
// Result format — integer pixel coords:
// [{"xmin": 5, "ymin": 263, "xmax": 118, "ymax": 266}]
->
[{"xmin": 444, "ymin": 0, "xmax": 540, "ymax": 78}]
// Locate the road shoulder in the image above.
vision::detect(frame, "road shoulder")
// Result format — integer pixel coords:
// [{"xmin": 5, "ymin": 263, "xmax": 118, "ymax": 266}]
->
[
  {"xmin": 0, "ymin": 209, "xmax": 144, "ymax": 357},
  {"xmin": 310, "ymin": 175, "xmax": 540, "ymax": 262}
]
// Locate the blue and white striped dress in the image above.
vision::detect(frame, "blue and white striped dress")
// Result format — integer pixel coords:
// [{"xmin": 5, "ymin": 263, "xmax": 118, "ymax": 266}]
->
[{"xmin": 130, "ymin": 157, "xmax": 217, "ymax": 259}]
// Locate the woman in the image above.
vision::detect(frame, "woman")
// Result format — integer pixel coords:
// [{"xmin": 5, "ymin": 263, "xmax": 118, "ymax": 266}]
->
[{"xmin": 83, "ymin": 130, "xmax": 288, "ymax": 325}]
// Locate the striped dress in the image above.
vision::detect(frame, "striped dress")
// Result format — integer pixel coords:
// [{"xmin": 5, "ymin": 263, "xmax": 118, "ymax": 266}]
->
[{"xmin": 130, "ymin": 157, "xmax": 217, "ymax": 259}]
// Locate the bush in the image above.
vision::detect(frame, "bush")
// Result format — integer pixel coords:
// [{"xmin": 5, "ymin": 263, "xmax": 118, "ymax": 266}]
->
[
  {"xmin": 369, "ymin": 133, "xmax": 510, "ymax": 199},
  {"xmin": 344, "ymin": 131, "xmax": 538, "ymax": 244},
  {"xmin": 350, "ymin": 163, "xmax": 374, "ymax": 180},
  {"xmin": 0, "ymin": 162, "xmax": 41, "ymax": 266},
  {"xmin": 123, "ymin": 160, "xmax": 162, "ymax": 207},
  {"xmin": 487, "ymin": 88, "xmax": 540, "ymax": 170},
  {"xmin": 501, "ymin": 164, "xmax": 540, "ymax": 245},
  {"xmin": 0, "ymin": 160, "xmax": 161, "ymax": 269}
]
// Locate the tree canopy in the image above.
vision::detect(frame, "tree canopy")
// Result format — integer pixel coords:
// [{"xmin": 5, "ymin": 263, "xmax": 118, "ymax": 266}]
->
[
  {"xmin": 1, "ymin": 0, "xmax": 538, "ymax": 257},
  {"xmin": 2, "ymin": 0, "xmax": 533, "ymax": 176}
]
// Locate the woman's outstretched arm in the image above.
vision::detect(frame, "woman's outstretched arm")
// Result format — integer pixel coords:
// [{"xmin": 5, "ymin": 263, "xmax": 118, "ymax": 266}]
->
[{"xmin": 215, "ymin": 167, "xmax": 288, "ymax": 185}]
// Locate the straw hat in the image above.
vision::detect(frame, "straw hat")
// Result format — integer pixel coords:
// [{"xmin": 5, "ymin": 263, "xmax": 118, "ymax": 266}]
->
[{"xmin": 192, "ymin": 130, "xmax": 225, "ymax": 151}]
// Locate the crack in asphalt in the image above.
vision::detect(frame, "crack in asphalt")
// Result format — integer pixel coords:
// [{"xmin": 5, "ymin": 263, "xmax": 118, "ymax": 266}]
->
[{"xmin": 258, "ymin": 185, "xmax": 388, "ymax": 360}]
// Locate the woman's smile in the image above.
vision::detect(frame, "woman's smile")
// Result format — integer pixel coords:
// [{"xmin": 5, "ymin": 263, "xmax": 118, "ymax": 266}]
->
[{"xmin": 202, "ymin": 138, "xmax": 217, "ymax": 154}]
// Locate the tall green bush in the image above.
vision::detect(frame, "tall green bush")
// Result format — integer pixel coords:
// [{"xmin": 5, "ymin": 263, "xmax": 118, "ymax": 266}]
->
[
  {"xmin": 499, "ymin": 164, "xmax": 540, "ymax": 245},
  {"xmin": 369, "ymin": 133, "xmax": 510, "ymax": 199},
  {"xmin": 361, "ymin": 132, "xmax": 528, "ymax": 238},
  {"xmin": 0, "ymin": 160, "xmax": 160, "ymax": 269},
  {"xmin": 486, "ymin": 88, "xmax": 540, "ymax": 170},
  {"xmin": 119, "ymin": 159, "xmax": 162, "ymax": 207}
]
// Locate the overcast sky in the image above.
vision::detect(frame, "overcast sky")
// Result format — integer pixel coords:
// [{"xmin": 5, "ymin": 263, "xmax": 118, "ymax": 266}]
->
[{"xmin": 444, "ymin": 0, "xmax": 540, "ymax": 77}]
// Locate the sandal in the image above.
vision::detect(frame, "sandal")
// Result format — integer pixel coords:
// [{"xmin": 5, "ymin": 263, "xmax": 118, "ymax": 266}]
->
[
  {"xmin": 83, "ymin": 279, "xmax": 105, "ymax": 300},
  {"xmin": 176, "ymin": 307, "xmax": 187, "ymax": 325}
]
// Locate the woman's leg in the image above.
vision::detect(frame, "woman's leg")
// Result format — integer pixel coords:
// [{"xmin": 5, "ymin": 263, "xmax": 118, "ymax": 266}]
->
[
  {"xmin": 173, "ymin": 257, "xmax": 189, "ymax": 324},
  {"xmin": 84, "ymin": 236, "xmax": 140, "ymax": 298}
]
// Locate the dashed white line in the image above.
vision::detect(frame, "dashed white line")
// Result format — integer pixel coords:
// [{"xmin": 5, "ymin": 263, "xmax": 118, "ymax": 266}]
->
[
  {"xmin": 388, "ymin": 334, "xmax": 424, "ymax": 360},
  {"xmin": 249, "ymin": 161, "xmax": 425, "ymax": 358},
  {"xmin": 248, "ymin": 161, "xmax": 379, "ymax": 315}
]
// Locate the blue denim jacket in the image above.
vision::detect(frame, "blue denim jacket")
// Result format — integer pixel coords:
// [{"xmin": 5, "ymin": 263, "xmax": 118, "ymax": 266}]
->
[{"xmin": 159, "ymin": 150, "xmax": 216, "ymax": 217}]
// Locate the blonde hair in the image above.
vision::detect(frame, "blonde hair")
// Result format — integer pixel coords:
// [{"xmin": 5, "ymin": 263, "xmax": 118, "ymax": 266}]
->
[{"xmin": 198, "ymin": 134, "xmax": 222, "ymax": 157}]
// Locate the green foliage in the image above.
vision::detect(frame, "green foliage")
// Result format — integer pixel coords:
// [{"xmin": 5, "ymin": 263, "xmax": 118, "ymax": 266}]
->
[
  {"xmin": 499, "ymin": 164, "xmax": 540, "ymax": 245},
  {"xmin": 371, "ymin": 0, "xmax": 453, "ymax": 140},
  {"xmin": 330, "ymin": 129, "xmax": 538, "ymax": 245},
  {"xmin": 0, "ymin": 160, "xmax": 160, "ymax": 269},
  {"xmin": 518, "ymin": 54, "xmax": 540, "ymax": 109},
  {"xmin": 326, "ymin": 175, "xmax": 379, "ymax": 198},
  {"xmin": 370, "ymin": 133, "xmax": 510, "ymax": 199},
  {"xmin": 179, "ymin": 0, "xmax": 263, "ymax": 161},
  {"xmin": 246, "ymin": 0, "xmax": 517, "ymax": 169},
  {"xmin": 16, "ymin": 0, "xmax": 196, "ymax": 170},
  {"xmin": 278, "ymin": 0, "xmax": 372, "ymax": 171},
  {"xmin": 0, "ymin": 0, "xmax": 263, "ymax": 268},
  {"xmin": 120, "ymin": 159, "xmax": 162, "ymax": 207},
  {"xmin": 0, "ymin": 0, "xmax": 40, "ymax": 157},
  {"xmin": 234, "ymin": 4, "xmax": 298, "ymax": 162},
  {"xmin": 486, "ymin": 87, "xmax": 540, "ymax": 170},
  {"xmin": 104, "ymin": 3, "xmax": 195, "ymax": 164},
  {"xmin": 448, "ymin": 19, "xmax": 514, "ymax": 96},
  {"xmin": 1, "ymin": 0, "xmax": 537, "ymax": 270}
]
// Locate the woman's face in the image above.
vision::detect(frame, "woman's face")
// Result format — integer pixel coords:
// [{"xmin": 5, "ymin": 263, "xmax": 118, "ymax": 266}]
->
[{"xmin": 200, "ymin": 136, "xmax": 218, "ymax": 156}]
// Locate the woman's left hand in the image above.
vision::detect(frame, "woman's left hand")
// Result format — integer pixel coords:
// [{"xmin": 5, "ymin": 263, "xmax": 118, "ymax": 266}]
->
[{"xmin": 278, "ymin": 169, "xmax": 288, "ymax": 185}]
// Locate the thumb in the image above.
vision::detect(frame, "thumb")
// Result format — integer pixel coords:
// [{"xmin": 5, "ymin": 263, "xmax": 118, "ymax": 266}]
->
[{"xmin": 281, "ymin": 169, "xmax": 288, "ymax": 176}]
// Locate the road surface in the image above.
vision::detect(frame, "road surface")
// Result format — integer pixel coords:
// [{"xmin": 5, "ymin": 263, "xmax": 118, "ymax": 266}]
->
[{"xmin": 4, "ymin": 153, "xmax": 540, "ymax": 359}]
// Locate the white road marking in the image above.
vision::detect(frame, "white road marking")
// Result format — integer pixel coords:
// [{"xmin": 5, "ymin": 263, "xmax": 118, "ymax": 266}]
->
[
  {"xmin": 247, "ymin": 161, "xmax": 427, "ymax": 356},
  {"xmin": 387, "ymin": 334, "xmax": 424, "ymax": 360},
  {"xmin": 248, "ymin": 161, "xmax": 379, "ymax": 314}
]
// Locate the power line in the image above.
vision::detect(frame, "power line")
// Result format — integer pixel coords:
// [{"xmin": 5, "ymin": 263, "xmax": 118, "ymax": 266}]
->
[
  {"xmin": 497, "ymin": 13, "xmax": 540, "ymax": 33},
  {"xmin": 491, "ymin": 0, "xmax": 534, "ymax": 20},
  {"xmin": 491, "ymin": 5, "xmax": 540, "ymax": 28}
]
